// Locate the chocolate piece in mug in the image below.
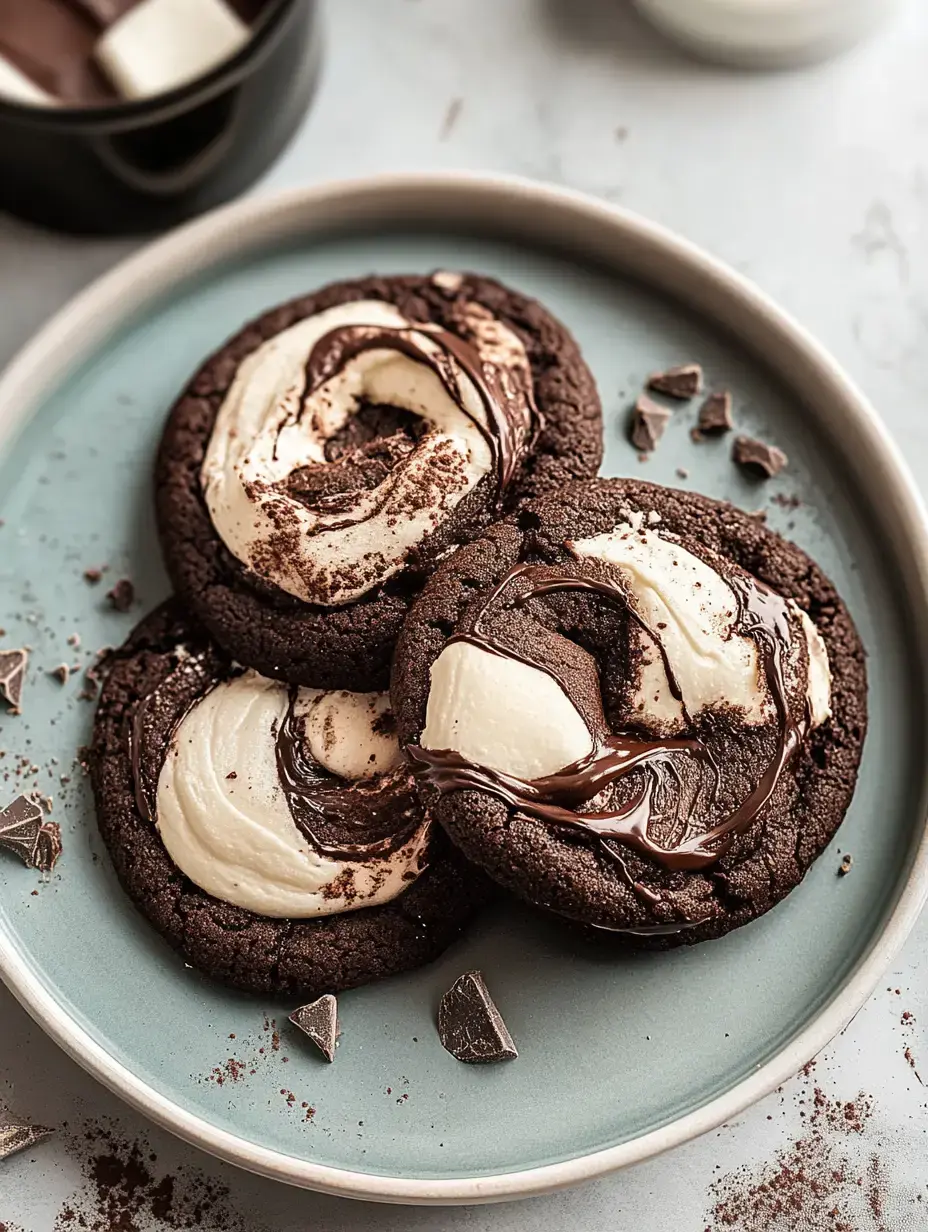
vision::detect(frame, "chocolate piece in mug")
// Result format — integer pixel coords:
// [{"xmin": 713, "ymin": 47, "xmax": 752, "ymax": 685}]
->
[{"xmin": 438, "ymin": 971, "xmax": 518, "ymax": 1064}]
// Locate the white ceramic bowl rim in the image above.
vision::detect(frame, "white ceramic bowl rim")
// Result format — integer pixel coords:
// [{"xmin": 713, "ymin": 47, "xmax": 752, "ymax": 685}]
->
[{"xmin": 1, "ymin": 172, "xmax": 927, "ymax": 1205}]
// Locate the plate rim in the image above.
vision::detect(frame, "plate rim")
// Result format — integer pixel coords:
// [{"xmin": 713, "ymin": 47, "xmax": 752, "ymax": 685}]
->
[{"xmin": 1, "ymin": 171, "xmax": 927, "ymax": 1205}]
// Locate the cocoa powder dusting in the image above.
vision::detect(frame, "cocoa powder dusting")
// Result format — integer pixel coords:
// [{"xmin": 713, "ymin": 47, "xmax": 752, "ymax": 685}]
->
[
  {"xmin": 43, "ymin": 1119, "xmax": 257, "ymax": 1231},
  {"xmin": 704, "ymin": 1083, "xmax": 890, "ymax": 1231}
]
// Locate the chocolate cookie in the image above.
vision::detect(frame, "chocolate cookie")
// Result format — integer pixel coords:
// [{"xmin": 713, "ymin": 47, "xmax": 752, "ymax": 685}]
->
[
  {"xmin": 90, "ymin": 602, "xmax": 489, "ymax": 997},
  {"xmin": 156, "ymin": 272, "xmax": 603, "ymax": 690},
  {"xmin": 391, "ymin": 478, "xmax": 867, "ymax": 945}
]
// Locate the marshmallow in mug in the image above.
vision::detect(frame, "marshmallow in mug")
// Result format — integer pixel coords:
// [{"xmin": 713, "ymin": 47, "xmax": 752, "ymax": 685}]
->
[{"xmin": 0, "ymin": 0, "xmax": 253, "ymax": 108}]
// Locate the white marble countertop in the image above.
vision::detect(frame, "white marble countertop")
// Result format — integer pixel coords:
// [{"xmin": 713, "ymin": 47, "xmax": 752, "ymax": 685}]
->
[{"xmin": 3, "ymin": 1, "xmax": 928, "ymax": 1227}]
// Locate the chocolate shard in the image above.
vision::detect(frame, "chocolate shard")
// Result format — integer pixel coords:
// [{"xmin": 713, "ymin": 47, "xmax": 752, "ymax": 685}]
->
[
  {"xmin": 732, "ymin": 435, "xmax": 788, "ymax": 478},
  {"xmin": 629, "ymin": 395, "xmax": 671, "ymax": 453},
  {"xmin": 0, "ymin": 1118, "xmax": 54, "ymax": 1162},
  {"xmin": 0, "ymin": 796, "xmax": 44, "ymax": 866},
  {"xmin": 106, "ymin": 578, "xmax": 135, "ymax": 612},
  {"xmin": 0, "ymin": 796, "xmax": 62, "ymax": 872},
  {"xmin": 697, "ymin": 390, "xmax": 733, "ymax": 435},
  {"xmin": 35, "ymin": 822, "xmax": 63, "ymax": 873},
  {"xmin": 437, "ymin": 971, "xmax": 517, "ymax": 1064},
  {"xmin": 0, "ymin": 648, "xmax": 28, "ymax": 711},
  {"xmin": 289, "ymin": 994, "xmax": 338, "ymax": 1062},
  {"xmin": 647, "ymin": 363, "xmax": 702, "ymax": 400}
]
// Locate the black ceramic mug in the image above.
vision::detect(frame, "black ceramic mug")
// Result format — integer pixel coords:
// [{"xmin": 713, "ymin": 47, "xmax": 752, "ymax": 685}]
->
[{"xmin": 0, "ymin": 0, "xmax": 320, "ymax": 235}]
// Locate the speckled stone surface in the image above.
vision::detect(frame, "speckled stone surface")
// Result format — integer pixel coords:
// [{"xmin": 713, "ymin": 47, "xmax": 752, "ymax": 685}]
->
[{"xmin": 3, "ymin": 0, "xmax": 928, "ymax": 1228}]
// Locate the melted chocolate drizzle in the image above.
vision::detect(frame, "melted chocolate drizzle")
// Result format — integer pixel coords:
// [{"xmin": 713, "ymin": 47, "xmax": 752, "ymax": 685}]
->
[
  {"xmin": 302, "ymin": 320, "xmax": 541, "ymax": 505},
  {"xmin": 129, "ymin": 655, "xmax": 420, "ymax": 865},
  {"xmin": 408, "ymin": 559, "xmax": 807, "ymax": 905},
  {"xmin": 274, "ymin": 689, "xmax": 423, "ymax": 861}
]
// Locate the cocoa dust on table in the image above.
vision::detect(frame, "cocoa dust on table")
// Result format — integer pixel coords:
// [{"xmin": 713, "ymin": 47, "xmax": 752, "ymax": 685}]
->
[
  {"xmin": 704, "ymin": 1073, "xmax": 888, "ymax": 1232},
  {"xmin": 15, "ymin": 1117, "xmax": 262, "ymax": 1232}
]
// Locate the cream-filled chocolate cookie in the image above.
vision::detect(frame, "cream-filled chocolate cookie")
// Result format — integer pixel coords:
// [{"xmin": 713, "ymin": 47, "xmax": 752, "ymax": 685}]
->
[
  {"xmin": 156, "ymin": 273, "xmax": 603, "ymax": 689},
  {"xmin": 91, "ymin": 602, "xmax": 488, "ymax": 996},
  {"xmin": 391, "ymin": 478, "xmax": 866, "ymax": 944}
]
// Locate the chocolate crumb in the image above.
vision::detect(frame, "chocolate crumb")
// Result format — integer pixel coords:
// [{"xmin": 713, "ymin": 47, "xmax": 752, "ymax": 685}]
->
[
  {"xmin": 647, "ymin": 363, "xmax": 702, "ymax": 399},
  {"xmin": 106, "ymin": 579, "xmax": 135, "ymax": 612},
  {"xmin": 697, "ymin": 389, "xmax": 733, "ymax": 434},
  {"xmin": 83, "ymin": 568, "xmax": 103, "ymax": 585},
  {"xmin": 772, "ymin": 492, "xmax": 802, "ymax": 510},
  {"xmin": 67, "ymin": 633, "xmax": 81, "ymax": 649},
  {"xmin": 49, "ymin": 664, "xmax": 70, "ymax": 685},
  {"xmin": 226, "ymin": 771, "xmax": 237, "ymax": 780},
  {"xmin": 732, "ymin": 435, "xmax": 788, "ymax": 478},
  {"xmin": 0, "ymin": 648, "xmax": 28, "ymax": 712},
  {"xmin": 629, "ymin": 394, "xmax": 671, "ymax": 453},
  {"xmin": 839, "ymin": 853, "xmax": 854, "ymax": 876},
  {"xmin": 437, "ymin": 971, "xmax": 517, "ymax": 1064},
  {"xmin": 675, "ymin": 467, "xmax": 689, "ymax": 480}
]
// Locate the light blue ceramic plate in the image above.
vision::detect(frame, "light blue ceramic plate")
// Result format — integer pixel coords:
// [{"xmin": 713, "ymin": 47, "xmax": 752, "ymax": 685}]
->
[{"xmin": 1, "ymin": 176, "xmax": 927, "ymax": 1204}]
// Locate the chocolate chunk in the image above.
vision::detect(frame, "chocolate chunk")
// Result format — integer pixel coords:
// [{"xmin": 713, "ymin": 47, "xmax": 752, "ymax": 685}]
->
[
  {"xmin": 697, "ymin": 390, "xmax": 733, "ymax": 435},
  {"xmin": 289, "ymin": 994, "xmax": 338, "ymax": 1062},
  {"xmin": 0, "ymin": 795, "xmax": 61, "ymax": 871},
  {"xmin": 0, "ymin": 649, "xmax": 27, "ymax": 711},
  {"xmin": 35, "ymin": 821, "xmax": 63, "ymax": 873},
  {"xmin": 437, "ymin": 971, "xmax": 517, "ymax": 1064},
  {"xmin": 0, "ymin": 1118, "xmax": 54, "ymax": 1162},
  {"xmin": 629, "ymin": 395, "xmax": 671, "ymax": 453},
  {"xmin": 732, "ymin": 435, "xmax": 788, "ymax": 478},
  {"xmin": 106, "ymin": 579, "xmax": 135, "ymax": 612},
  {"xmin": 647, "ymin": 363, "xmax": 702, "ymax": 400}
]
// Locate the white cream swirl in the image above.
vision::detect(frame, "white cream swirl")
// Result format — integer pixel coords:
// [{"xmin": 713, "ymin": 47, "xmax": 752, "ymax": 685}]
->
[
  {"xmin": 201, "ymin": 297, "xmax": 533, "ymax": 607},
  {"xmin": 156, "ymin": 670, "xmax": 429, "ymax": 918},
  {"xmin": 570, "ymin": 517, "xmax": 832, "ymax": 734},
  {"xmin": 422, "ymin": 518, "xmax": 831, "ymax": 775}
]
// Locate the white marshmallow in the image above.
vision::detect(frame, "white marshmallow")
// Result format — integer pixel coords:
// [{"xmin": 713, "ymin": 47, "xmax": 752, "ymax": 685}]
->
[
  {"xmin": 0, "ymin": 55, "xmax": 56, "ymax": 106},
  {"xmin": 96, "ymin": 0, "xmax": 250, "ymax": 101}
]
